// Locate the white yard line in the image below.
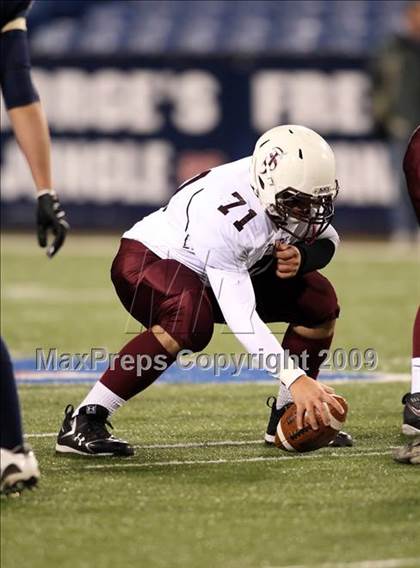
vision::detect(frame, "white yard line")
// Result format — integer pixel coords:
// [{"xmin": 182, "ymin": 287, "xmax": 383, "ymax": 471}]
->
[
  {"xmin": 135, "ymin": 439, "xmax": 263, "ymax": 449},
  {"xmin": 26, "ymin": 432, "xmax": 58, "ymax": 438},
  {"xmin": 74, "ymin": 450, "xmax": 390, "ymax": 470},
  {"xmin": 25, "ymin": 435, "xmax": 272, "ymax": 449},
  {"xmin": 25, "ymin": 434, "xmax": 263, "ymax": 447},
  {"xmin": 265, "ymin": 558, "xmax": 420, "ymax": 568},
  {"xmin": 26, "ymin": 434, "xmax": 397, "ymax": 455}
]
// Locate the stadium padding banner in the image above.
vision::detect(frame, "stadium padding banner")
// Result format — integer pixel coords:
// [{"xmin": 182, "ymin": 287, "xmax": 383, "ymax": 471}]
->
[{"xmin": 0, "ymin": 55, "xmax": 396, "ymax": 233}]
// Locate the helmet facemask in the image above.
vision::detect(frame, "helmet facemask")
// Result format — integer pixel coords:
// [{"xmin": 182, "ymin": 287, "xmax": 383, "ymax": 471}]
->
[{"xmin": 265, "ymin": 183, "xmax": 339, "ymax": 243}]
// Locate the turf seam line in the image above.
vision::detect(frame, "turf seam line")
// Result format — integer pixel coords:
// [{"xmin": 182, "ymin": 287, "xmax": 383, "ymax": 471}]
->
[
  {"xmin": 54, "ymin": 450, "xmax": 392, "ymax": 470},
  {"xmin": 134, "ymin": 439, "xmax": 263, "ymax": 449}
]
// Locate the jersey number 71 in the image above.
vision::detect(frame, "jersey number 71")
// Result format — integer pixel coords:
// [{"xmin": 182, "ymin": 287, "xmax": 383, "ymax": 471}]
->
[{"xmin": 217, "ymin": 192, "xmax": 257, "ymax": 232}]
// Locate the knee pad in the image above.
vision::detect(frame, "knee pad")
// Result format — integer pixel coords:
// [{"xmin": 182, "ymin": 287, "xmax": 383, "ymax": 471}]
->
[
  {"xmin": 0, "ymin": 30, "xmax": 39, "ymax": 109},
  {"xmin": 300, "ymin": 272, "xmax": 340, "ymax": 326}
]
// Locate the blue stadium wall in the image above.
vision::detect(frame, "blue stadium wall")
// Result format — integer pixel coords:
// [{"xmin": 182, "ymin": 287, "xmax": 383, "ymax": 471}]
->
[{"xmin": 0, "ymin": 55, "xmax": 397, "ymax": 234}]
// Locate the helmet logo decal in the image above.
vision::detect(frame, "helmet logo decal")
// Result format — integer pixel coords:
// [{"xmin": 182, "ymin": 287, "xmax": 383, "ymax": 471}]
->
[{"xmin": 260, "ymin": 147, "xmax": 285, "ymax": 174}]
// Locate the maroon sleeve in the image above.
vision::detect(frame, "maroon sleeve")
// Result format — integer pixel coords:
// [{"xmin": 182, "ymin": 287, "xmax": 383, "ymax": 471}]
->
[{"xmin": 403, "ymin": 126, "xmax": 420, "ymax": 225}]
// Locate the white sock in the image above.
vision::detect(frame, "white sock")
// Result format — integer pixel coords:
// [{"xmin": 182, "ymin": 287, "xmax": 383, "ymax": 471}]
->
[
  {"xmin": 412, "ymin": 357, "xmax": 420, "ymax": 394},
  {"xmin": 276, "ymin": 382, "xmax": 293, "ymax": 409},
  {"xmin": 74, "ymin": 382, "xmax": 125, "ymax": 417}
]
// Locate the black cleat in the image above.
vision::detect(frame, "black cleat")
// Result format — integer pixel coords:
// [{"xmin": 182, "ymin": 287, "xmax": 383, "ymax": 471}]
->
[
  {"xmin": 264, "ymin": 396, "xmax": 354, "ymax": 447},
  {"xmin": 402, "ymin": 392, "xmax": 420, "ymax": 436},
  {"xmin": 264, "ymin": 396, "xmax": 292, "ymax": 445},
  {"xmin": 0, "ymin": 444, "xmax": 40, "ymax": 495},
  {"xmin": 56, "ymin": 404, "xmax": 134, "ymax": 457},
  {"xmin": 329, "ymin": 430, "xmax": 353, "ymax": 447}
]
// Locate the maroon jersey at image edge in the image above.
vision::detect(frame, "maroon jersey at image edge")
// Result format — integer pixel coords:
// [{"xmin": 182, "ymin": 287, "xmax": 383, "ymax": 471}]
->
[{"xmin": 403, "ymin": 126, "xmax": 420, "ymax": 224}]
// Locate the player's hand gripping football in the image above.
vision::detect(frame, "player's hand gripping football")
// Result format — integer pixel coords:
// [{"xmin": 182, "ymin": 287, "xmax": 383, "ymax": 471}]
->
[
  {"xmin": 289, "ymin": 375, "xmax": 345, "ymax": 430},
  {"xmin": 36, "ymin": 191, "xmax": 69, "ymax": 258},
  {"xmin": 274, "ymin": 242, "xmax": 301, "ymax": 279}
]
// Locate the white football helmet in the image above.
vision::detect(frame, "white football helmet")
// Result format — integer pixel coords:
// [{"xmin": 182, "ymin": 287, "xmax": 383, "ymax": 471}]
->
[{"xmin": 251, "ymin": 124, "xmax": 339, "ymax": 241}]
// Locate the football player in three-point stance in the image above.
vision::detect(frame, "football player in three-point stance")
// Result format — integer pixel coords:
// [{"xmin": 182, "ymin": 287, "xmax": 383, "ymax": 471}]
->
[
  {"xmin": 56, "ymin": 125, "xmax": 348, "ymax": 456},
  {"xmin": 1, "ymin": 0, "xmax": 69, "ymax": 493}
]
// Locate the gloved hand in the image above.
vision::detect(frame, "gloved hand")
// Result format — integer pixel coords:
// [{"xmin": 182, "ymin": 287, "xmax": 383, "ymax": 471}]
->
[{"xmin": 36, "ymin": 190, "xmax": 69, "ymax": 258}]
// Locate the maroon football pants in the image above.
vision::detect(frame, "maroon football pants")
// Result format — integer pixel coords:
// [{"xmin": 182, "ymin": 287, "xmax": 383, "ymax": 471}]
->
[
  {"xmin": 101, "ymin": 238, "xmax": 340, "ymax": 398},
  {"xmin": 111, "ymin": 238, "xmax": 339, "ymax": 350}
]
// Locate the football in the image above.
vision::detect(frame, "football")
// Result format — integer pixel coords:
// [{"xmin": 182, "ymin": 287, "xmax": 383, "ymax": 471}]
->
[{"xmin": 274, "ymin": 395, "xmax": 348, "ymax": 453}]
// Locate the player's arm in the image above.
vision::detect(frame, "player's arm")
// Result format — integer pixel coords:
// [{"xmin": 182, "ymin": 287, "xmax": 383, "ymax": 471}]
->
[
  {"xmin": 275, "ymin": 224, "xmax": 340, "ymax": 279},
  {"xmin": 0, "ymin": 26, "xmax": 68, "ymax": 257},
  {"xmin": 205, "ymin": 266, "xmax": 344, "ymax": 429}
]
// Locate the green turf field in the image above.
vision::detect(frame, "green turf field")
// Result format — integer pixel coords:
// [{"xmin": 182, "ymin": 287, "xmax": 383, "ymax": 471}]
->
[
  {"xmin": 1, "ymin": 234, "xmax": 420, "ymax": 568},
  {"xmin": 2, "ymin": 383, "xmax": 420, "ymax": 568}
]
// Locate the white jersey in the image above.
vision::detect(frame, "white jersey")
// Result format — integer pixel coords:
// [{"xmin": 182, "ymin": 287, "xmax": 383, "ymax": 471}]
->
[{"xmin": 124, "ymin": 157, "xmax": 339, "ymax": 387}]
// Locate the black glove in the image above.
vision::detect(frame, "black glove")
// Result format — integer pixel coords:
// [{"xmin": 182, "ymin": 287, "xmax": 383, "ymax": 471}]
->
[{"xmin": 36, "ymin": 191, "xmax": 69, "ymax": 258}]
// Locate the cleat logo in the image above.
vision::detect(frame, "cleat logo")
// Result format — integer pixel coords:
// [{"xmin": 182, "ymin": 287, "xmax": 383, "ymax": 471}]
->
[
  {"xmin": 86, "ymin": 405, "xmax": 96, "ymax": 414},
  {"xmin": 74, "ymin": 434, "xmax": 86, "ymax": 447}
]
